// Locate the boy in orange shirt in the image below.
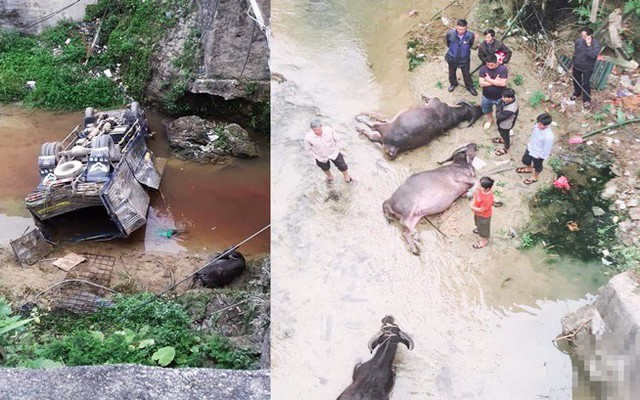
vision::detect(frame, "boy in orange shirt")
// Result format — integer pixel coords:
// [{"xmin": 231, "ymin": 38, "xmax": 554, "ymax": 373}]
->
[{"xmin": 470, "ymin": 176, "xmax": 495, "ymax": 249}]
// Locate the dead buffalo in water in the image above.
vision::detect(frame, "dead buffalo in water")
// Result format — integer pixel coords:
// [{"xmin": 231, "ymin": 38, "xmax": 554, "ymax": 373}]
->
[
  {"xmin": 356, "ymin": 96, "xmax": 482, "ymax": 159},
  {"xmin": 194, "ymin": 247, "xmax": 246, "ymax": 288},
  {"xmin": 337, "ymin": 315, "xmax": 414, "ymax": 400},
  {"xmin": 383, "ymin": 143, "xmax": 477, "ymax": 254}
]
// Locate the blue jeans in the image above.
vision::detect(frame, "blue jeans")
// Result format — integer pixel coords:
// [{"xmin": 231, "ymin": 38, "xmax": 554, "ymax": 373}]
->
[{"xmin": 481, "ymin": 96, "xmax": 501, "ymax": 114}]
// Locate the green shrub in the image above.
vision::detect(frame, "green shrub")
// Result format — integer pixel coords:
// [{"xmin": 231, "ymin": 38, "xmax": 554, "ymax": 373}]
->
[{"xmin": 3, "ymin": 293, "xmax": 258, "ymax": 369}]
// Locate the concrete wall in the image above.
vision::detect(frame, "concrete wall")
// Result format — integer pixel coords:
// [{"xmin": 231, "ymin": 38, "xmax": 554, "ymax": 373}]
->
[{"xmin": 0, "ymin": 0, "xmax": 98, "ymax": 34}]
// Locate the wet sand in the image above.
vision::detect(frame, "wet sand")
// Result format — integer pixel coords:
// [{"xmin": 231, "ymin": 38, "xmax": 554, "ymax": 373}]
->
[{"xmin": 271, "ymin": 1, "xmax": 599, "ymax": 398}]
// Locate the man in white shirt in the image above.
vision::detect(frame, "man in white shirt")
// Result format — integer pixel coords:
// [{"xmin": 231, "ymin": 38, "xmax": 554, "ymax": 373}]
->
[
  {"xmin": 516, "ymin": 113, "xmax": 554, "ymax": 185},
  {"xmin": 304, "ymin": 119, "xmax": 353, "ymax": 184}
]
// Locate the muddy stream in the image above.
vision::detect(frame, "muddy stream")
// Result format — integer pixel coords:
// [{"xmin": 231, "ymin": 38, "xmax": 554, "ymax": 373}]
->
[
  {"xmin": 271, "ymin": 1, "xmax": 603, "ymax": 398},
  {"xmin": 0, "ymin": 105, "xmax": 269, "ymax": 296}
]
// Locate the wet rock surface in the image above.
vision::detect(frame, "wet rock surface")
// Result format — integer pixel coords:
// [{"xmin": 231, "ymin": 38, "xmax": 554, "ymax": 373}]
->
[
  {"xmin": 0, "ymin": 365, "xmax": 270, "ymax": 400},
  {"xmin": 162, "ymin": 116, "xmax": 259, "ymax": 163},
  {"xmin": 561, "ymin": 271, "xmax": 640, "ymax": 397}
]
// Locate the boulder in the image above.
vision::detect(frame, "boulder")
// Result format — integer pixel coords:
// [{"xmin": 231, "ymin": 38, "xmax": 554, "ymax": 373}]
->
[
  {"xmin": 147, "ymin": 0, "xmax": 270, "ymax": 103},
  {"xmin": 591, "ymin": 206, "xmax": 606, "ymax": 217},
  {"xmin": 162, "ymin": 116, "xmax": 259, "ymax": 163},
  {"xmin": 560, "ymin": 271, "xmax": 640, "ymax": 397}
]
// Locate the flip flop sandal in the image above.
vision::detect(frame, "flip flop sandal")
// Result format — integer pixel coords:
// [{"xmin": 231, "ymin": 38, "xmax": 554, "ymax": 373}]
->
[
  {"xmin": 473, "ymin": 228, "xmax": 479, "ymax": 234},
  {"xmin": 495, "ymin": 148, "xmax": 508, "ymax": 156},
  {"xmin": 523, "ymin": 178, "xmax": 538, "ymax": 185},
  {"xmin": 492, "ymin": 137, "xmax": 504, "ymax": 144},
  {"xmin": 494, "ymin": 201, "xmax": 504, "ymax": 207},
  {"xmin": 516, "ymin": 167, "xmax": 532, "ymax": 174},
  {"xmin": 472, "ymin": 242, "xmax": 487, "ymax": 249}
]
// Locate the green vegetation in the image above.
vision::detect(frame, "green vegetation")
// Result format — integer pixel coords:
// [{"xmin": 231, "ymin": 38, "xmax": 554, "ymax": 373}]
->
[
  {"xmin": 528, "ymin": 90, "xmax": 546, "ymax": 108},
  {"xmin": 0, "ymin": 24, "xmax": 123, "ymax": 109},
  {"xmin": 1, "ymin": 293, "xmax": 258, "ymax": 369},
  {"xmin": 84, "ymin": 0, "xmax": 193, "ymax": 100},
  {"xmin": 0, "ymin": 0, "xmax": 195, "ymax": 110},
  {"xmin": 519, "ymin": 145, "xmax": 635, "ymax": 271},
  {"xmin": 513, "ymin": 74, "xmax": 524, "ymax": 86},
  {"xmin": 406, "ymin": 39, "xmax": 425, "ymax": 71}
]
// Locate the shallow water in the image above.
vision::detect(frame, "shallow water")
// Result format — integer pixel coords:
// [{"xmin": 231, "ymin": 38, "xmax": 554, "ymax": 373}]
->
[
  {"xmin": 0, "ymin": 105, "xmax": 269, "ymax": 255},
  {"xmin": 271, "ymin": 1, "xmax": 600, "ymax": 398}
]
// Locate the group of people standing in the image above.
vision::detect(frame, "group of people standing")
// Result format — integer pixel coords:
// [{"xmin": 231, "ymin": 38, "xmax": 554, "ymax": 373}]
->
[{"xmin": 302, "ymin": 18, "xmax": 600, "ymax": 250}]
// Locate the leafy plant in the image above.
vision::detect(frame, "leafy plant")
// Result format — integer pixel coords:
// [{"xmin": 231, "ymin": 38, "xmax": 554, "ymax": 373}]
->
[
  {"xmin": 435, "ymin": 81, "xmax": 443, "ymax": 90},
  {"xmin": 513, "ymin": 75, "xmax": 524, "ymax": 86},
  {"xmin": 624, "ymin": 0, "xmax": 640, "ymax": 16},
  {"xmin": 407, "ymin": 39, "xmax": 425, "ymax": 71},
  {"xmin": 528, "ymin": 90, "xmax": 546, "ymax": 108}
]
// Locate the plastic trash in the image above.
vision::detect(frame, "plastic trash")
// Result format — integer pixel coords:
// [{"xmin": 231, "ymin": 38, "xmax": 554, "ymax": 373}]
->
[{"xmin": 156, "ymin": 228, "xmax": 179, "ymax": 238}]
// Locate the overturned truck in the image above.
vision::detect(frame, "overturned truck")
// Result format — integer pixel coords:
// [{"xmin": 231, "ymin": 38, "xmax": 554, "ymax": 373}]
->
[{"xmin": 25, "ymin": 102, "xmax": 162, "ymax": 242}]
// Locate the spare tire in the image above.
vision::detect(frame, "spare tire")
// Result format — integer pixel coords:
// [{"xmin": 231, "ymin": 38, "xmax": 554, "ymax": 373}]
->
[
  {"xmin": 91, "ymin": 135, "xmax": 120, "ymax": 161},
  {"xmin": 40, "ymin": 142, "xmax": 63, "ymax": 162},
  {"xmin": 53, "ymin": 160, "xmax": 84, "ymax": 179}
]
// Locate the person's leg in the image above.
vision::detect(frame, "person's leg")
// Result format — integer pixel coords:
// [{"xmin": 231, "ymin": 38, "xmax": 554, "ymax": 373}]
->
[
  {"xmin": 495, "ymin": 128, "xmax": 510, "ymax": 155},
  {"xmin": 332, "ymin": 153, "xmax": 352, "ymax": 182},
  {"xmin": 582, "ymin": 69, "xmax": 593, "ymax": 105},
  {"xmin": 481, "ymin": 96, "xmax": 495, "ymax": 127},
  {"xmin": 572, "ymin": 68, "xmax": 582, "ymax": 99},
  {"xmin": 448, "ymin": 62, "xmax": 458, "ymax": 88},
  {"xmin": 525, "ymin": 157, "xmax": 544, "ymax": 184},
  {"xmin": 473, "ymin": 216, "xmax": 490, "ymax": 248},
  {"xmin": 461, "ymin": 60, "xmax": 473, "ymax": 89},
  {"xmin": 316, "ymin": 159, "xmax": 334, "ymax": 181},
  {"xmin": 517, "ymin": 149, "xmax": 534, "ymax": 173}
]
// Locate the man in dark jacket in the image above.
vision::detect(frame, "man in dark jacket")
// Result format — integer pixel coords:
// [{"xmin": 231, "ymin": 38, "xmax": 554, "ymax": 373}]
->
[
  {"xmin": 478, "ymin": 29, "xmax": 512, "ymax": 65},
  {"xmin": 571, "ymin": 27, "xmax": 601, "ymax": 108},
  {"xmin": 445, "ymin": 19, "xmax": 477, "ymax": 96}
]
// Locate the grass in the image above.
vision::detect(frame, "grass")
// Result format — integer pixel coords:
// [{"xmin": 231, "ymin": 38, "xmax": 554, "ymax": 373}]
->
[{"xmin": 1, "ymin": 293, "xmax": 259, "ymax": 369}]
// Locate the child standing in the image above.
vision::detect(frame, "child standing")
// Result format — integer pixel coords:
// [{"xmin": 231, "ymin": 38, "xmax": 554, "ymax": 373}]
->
[
  {"xmin": 493, "ymin": 88, "xmax": 519, "ymax": 156},
  {"xmin": 470, "ymin": 176, "xmax": 495, "ymax": 249}
]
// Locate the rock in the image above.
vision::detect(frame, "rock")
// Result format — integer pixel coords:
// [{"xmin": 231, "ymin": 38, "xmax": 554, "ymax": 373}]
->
[
  {"xmin": 627, "ymin": 197, "xmax": 639, "ymax": 208},
  {"xmin": 629, "ymin": 207, "xmax": 640, "ymax": 221},
  {"xmin": 560, "ymin": 271, "xmax": 640, "ymax": 397},
  {"xmin": 600, "ymin": 182, "xmax": 618, "ymax": 200},
  {"xmin": 0, "ymin": 365, "xmax": 270, "ymax": 400},
  {"xmin": 592, "ymin": 206, "xmax": 606, "ymax": 217},
  {"xmin": 222, "ymin": 124, "xmax": 260, "ymax": 158},
  {"xmin": 608, "ymin": 74, "xmax": 620, "ymax": 88},
  {"xmin": 620, "ymin": 74, "xmax": 633, "ymax": 89},
  {"xmin": 162, "ymin": 116, "xmax": 259, "ymax": 164},
  {"xmin": 147, "ymin": 0, "xmax": 269, "ymax": 103},
  {"xmin": 614, "ymin": 199, "xmax": 627, "ymax": 210}
]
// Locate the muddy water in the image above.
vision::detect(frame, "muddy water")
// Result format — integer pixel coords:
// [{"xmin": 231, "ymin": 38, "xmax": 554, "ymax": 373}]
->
[
  {"xmin": 0, "ymin": 105, "xmax": 269, "ymax": 255},
  {"xmin": 271, "ymin": 1, "xmax": 598, "ymax": 399}
]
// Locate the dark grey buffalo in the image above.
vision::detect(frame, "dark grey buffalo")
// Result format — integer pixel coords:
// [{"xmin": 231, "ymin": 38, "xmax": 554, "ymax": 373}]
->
[
  {"xmin": 383, "ymin": 143, "xmax": 478, "ymax": 254},
  {"xmin": 195, "ymin": 247, "xmax": 246, "ymax": 288},
  {"xmin": 337, "ymin": 315, "xmax": 414, "ymax": 400},
  {"xmin": 356, "ymin": 96, "xmax": 482, "ymax": 159}
]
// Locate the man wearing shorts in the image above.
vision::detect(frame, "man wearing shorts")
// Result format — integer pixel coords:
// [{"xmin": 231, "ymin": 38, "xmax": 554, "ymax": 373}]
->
[
  {"xmin": 516, "ymin": 113, "xmax": 555, "ymax": 185},
  {"xmin": 478, "ymin": 54, "xmax": 508, "ymax": 130},
  {"xmin": 304, "ymin": 118, "xmax": 353, "ymax": 184}
]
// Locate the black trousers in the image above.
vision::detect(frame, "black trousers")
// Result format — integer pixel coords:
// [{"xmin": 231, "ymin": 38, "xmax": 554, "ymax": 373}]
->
[
  {"xmin": 572, "ymin": 68, "xmax": 593, "ymax": 103},
  {"xmin": 448, "ymin": 61, "xmax": 473, "ymax": 89},
  {"xmin": 498, "ymin": 128, "xmax": 511, "ymax": 150}
]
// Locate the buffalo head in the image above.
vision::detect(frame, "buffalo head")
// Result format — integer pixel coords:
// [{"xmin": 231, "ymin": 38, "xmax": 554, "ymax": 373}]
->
[
  {"xmin": 367, "ymin": 315, "xmax": 414, "ymax": 352},
  {"xmin": 437, "ymin": 143, "xmax": 477, "ymax": 165},
  {"xmin": 455, "ymin": 100, "xmax": 483, "ymax": 127}
]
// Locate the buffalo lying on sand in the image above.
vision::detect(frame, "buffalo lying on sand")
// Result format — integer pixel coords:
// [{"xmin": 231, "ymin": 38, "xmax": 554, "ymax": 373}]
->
[
  {"xmin": 337, "ymin": 315, "xmax": 414, "ymax": 400},
  {"xmin": 383, "ymin": 143, "xmax": 478, "ymax": 254},
  {"xmin": 194, "ymin": 247, "xmax": 246, "ymax": 288},
  {"xmin": 356, "ymin": 96, "xmax": 483, "ymax": 159}
]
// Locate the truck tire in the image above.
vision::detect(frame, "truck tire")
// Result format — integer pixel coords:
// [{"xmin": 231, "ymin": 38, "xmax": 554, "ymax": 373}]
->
[{"xmin": 54, "ymin": 160, "xmax": 83, "ymax": 179}]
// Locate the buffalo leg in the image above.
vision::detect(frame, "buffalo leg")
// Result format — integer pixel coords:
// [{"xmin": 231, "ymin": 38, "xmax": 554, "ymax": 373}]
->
[
  {"xmin": 401, "ymin": 215, "xmax": 423, "ymax": 255},
  {"xmin": 357, "ymin": 126, "xmax": 383, "ymax": 144}
]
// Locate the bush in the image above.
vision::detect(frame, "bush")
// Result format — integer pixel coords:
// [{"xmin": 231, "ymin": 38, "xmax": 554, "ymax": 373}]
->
[{"xmin": 2, "ymin": 293, "xmax": 258, "ymax": 369}]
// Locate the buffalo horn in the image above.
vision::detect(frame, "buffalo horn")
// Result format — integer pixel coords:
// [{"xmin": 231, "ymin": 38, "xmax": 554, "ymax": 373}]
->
[
  {"xmin": 367, "ymin": 330, "xmax": 386, "ymax": 353},
  {"xmin": 437, "ymin": 144, "xmax": 469, "ymax": 164},
  {"xmin": 398, "ymin": 330, "xmax": 415, "ymax": 350}
]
